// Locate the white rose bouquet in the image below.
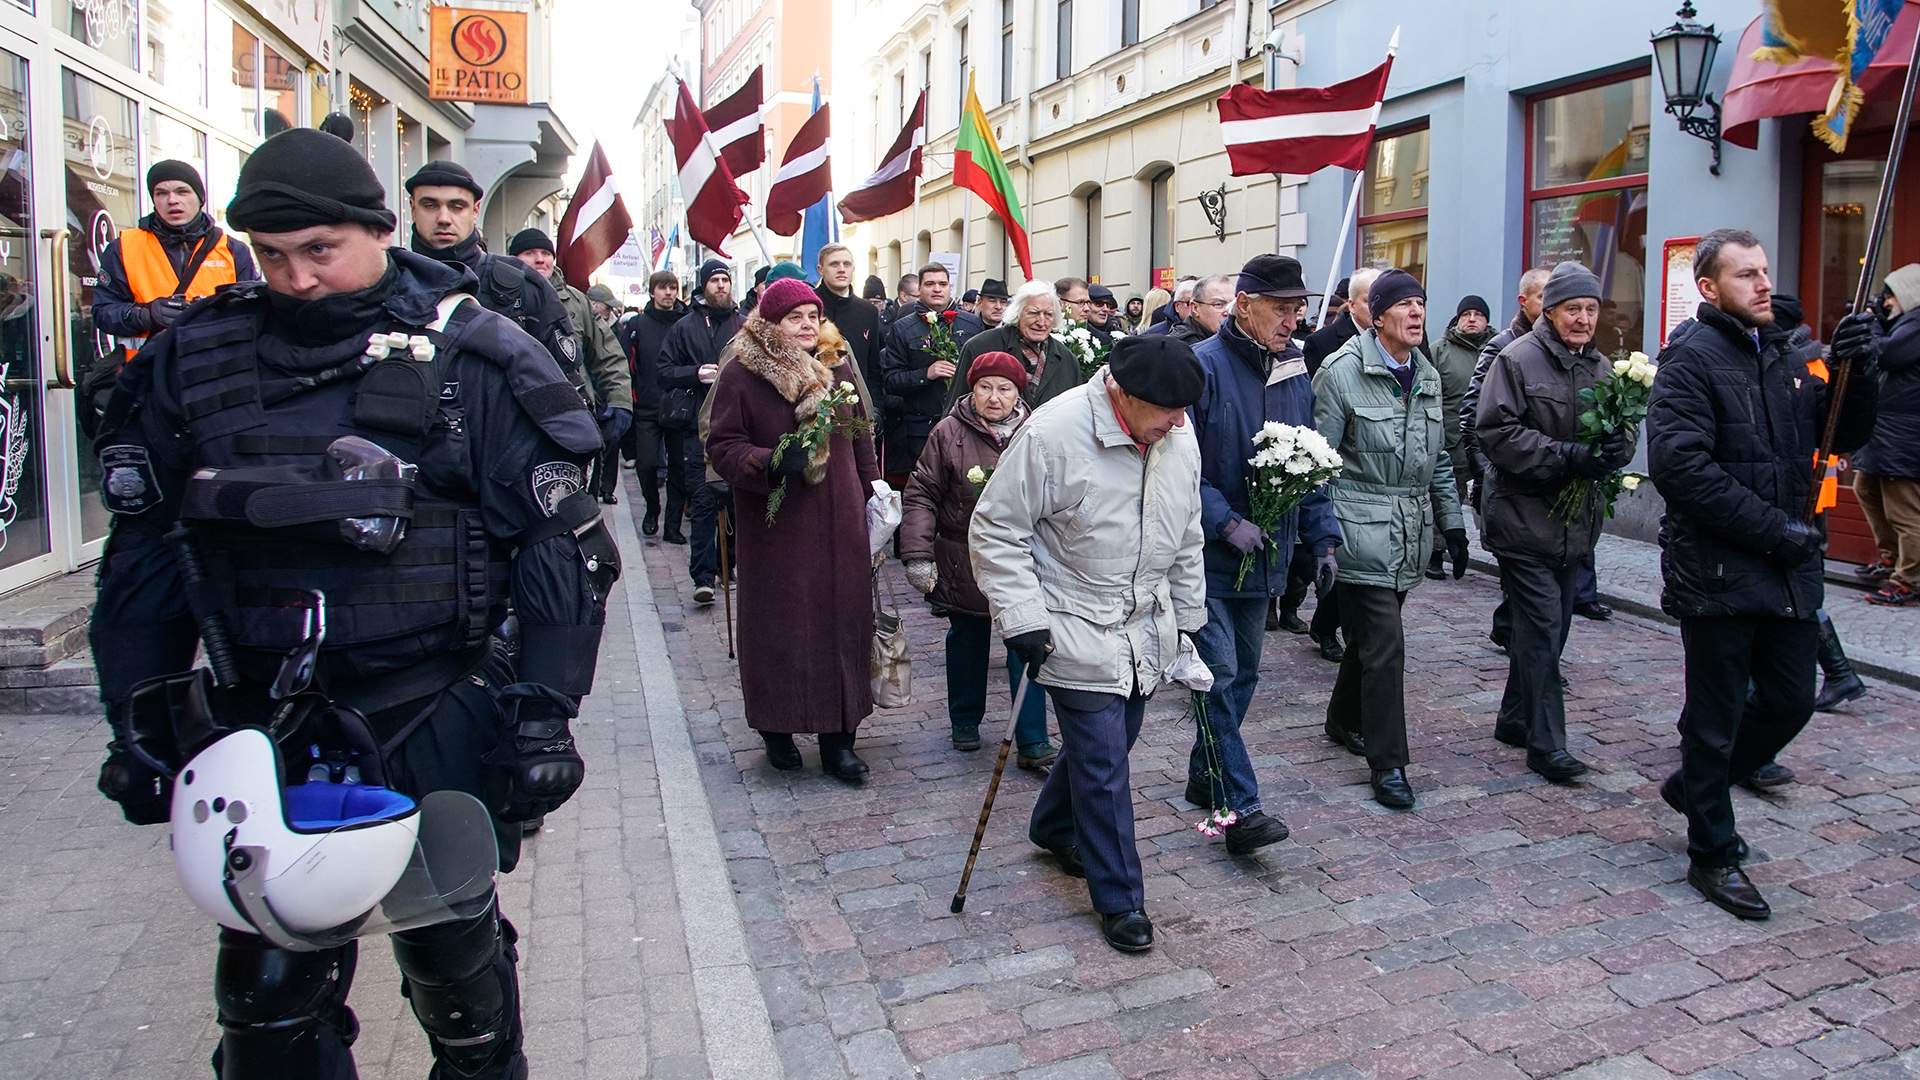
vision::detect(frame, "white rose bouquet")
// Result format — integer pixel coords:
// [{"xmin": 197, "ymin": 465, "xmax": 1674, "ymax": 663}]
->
[
  {"xmin": 765, "ymin": 381, "xmax": 873, "ymax": 525},
  {"xmin": 1235, "ymin": 422, "xmax": 1343, "ymax": 588},
  {"xmin": 1053, "ymin": 320, "xmax": 1122, "ymax": 380},
  {"xmin": 1552, "ymin": 350, "xmax": 1656, "ymax": 525}
]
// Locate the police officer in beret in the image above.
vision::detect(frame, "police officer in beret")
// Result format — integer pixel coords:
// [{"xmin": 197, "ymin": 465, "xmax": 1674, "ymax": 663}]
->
[{"xmin": 90, "ymin": 127, "xmax": 619, "ymax": 1079}]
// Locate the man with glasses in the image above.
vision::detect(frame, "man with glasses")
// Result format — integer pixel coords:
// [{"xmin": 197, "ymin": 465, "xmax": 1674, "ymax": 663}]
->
[
  {"xmin": 1169, "ymin": 274, "xmax": 1234, "ymax": 346},
  {"xmin": 1055, "ymin": 277, "xmax": 1092, "ymax": 324}
]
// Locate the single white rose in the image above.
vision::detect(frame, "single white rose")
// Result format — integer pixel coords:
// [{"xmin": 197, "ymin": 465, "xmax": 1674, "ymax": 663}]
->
[
  {"xmin": 966, "ymin": 465, "xmax": 986, "ymax": 485},
  {"xmin": 923, "ymin": 312, "xmax": 936, "ymax": 325},
  {"xmin": 1620, "ymin": 474, "xmax": 1642, "ymax": 492},
  {"xmin": 1629, "ymin": 351, "xmax": 1650, "ymax": 365},
  {"xmin": 1613, "ymin": 358, "xmax": 1632, "ymax": 377}
]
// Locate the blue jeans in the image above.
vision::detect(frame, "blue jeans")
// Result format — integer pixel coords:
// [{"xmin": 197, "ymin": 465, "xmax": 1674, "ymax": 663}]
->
[
  {"xmin": 1188, "ymin": 595, "xmax": 1268, "ymax": 814},
  {"xmin": 1030, "ymin": 688, "xmax": 1148, "ymax": 914},
  {"xmin": 945, "ymin": 614, "xmax": 1051, "ymax": 754}
]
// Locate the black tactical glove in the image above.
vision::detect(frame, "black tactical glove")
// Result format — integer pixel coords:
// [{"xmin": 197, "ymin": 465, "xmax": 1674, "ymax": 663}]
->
[
  {"xmin": 97, "ymin": 739, "xmax": 171, "ymax": 825},
  {"xmin": 1770, "ymin": 519, "xmax": 1822, "ymax": 568},
  {"xmin": 597, "ymin": 405, "xmax": 632, "ymax": 448},
  {"xmin": 1315, "ymin": 550, "xmax": 1339, "ymax": 597},
  {"xmin": 146, "ymin": 296, "xmax": 187, "ymax": 330},
  {"xmin": 769, "ymin": 439, "xmax": 811, "ymax": 477},
  {"xmin": 493, "ymin": 683, "xmax": 585, "ymax": 822},
  {"xmin": 1830, "ymin": 311, "xmax": 1885, "ymax": 379},
  {"xmin": 1005, "ymin": 629, "xmax": 1054, "ymax": 675},
  {"xmin": 1444, "ymin": 527, "xmax": 1471, "ymax": 580}
]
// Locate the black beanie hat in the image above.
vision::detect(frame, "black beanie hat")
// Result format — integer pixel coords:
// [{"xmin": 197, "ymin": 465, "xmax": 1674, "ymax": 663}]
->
[
  {"xmin": 226, "ymin": 128, "xmax": 397, "ymax": 233},
  {"xmin": 698, "ymin": 258, "xmax": 731, "ymax": 288},
  {"xmin": 1368, "ymin": 269, "xmax": 1426, "ymax": 317},
  {"xmin": 509, "ymin": 228, "xmax": 555, "ymax": 256},
  {"xmin": 863, "ymin": 274, "xmax": 886, "ymax": 299},
  {"xmin": 318, "ymin": 112, "xmax": 357, "ymax": 142},
  {"xmin": 1771, "ymin": 293, "xmax": 1805, "ymax": 329},
  {"xmin": 1108, "ymin": 335, "xmax": 1205, "ymax": 409},
  {"xmin": 146, "ymin": 159, "xmax": 206, "ymax": 204},
  {"xmin": 405, "ymin": 159, "xmax": 483, "ymax": 200},
  {"xmin": 1455, "ymin": 294, "xmax": 1490, "ymax": 320}
]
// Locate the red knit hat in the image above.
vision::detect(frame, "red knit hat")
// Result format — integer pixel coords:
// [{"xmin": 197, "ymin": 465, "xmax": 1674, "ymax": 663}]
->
[
  {"xmin": 966, "ymin": 350, "xmax": 1028, "ymax": 390},
  {"xmin": 757, "ymin": 277, "xmax": 821, "ymax": 323}
]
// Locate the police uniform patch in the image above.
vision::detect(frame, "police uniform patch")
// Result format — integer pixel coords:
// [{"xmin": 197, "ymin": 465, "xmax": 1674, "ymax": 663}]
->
[
  {"xmin": 530, "ymin": 461, "xmax": 583, "ymax": 516},
  {"xmin": 559, "ymin": 336, "xmax": 579, "ymax": 364},
  {"xmin": 440, "ymin": 380, "xmax": 460, "ymax": 401},
  {"xmin": 100, "ymin": 444, "xmax": 161, "ymax": 515}
]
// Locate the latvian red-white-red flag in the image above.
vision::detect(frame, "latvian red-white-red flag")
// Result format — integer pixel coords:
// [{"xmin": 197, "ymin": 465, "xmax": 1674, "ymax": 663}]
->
[
  {"xmin": 703, "ymin": 67, "xmax": 765, "ymax": 177},
  {"xmin": 838, "ymin": 90, "xmax": 925, "ymax": 223},
  {"xmin": 665, "ymin": 78, "xmax": 750, "ymax": 256},
  {"xmin": 555, "ymin": 141, "xmax": 635, "ymax": 285},
  {"xmin": 1217, "ymin": 54, "xmax": 1395, "ymax": 176},
  {"xmin": 765, "ymin": 104, "xmax": 831, "ymax": 236}
]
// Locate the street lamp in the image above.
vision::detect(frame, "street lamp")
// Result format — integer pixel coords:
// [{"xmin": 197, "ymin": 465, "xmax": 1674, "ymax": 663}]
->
[{"xmin": 1652, "ymin": 1, "xmax": 1725, "ymax": 175}]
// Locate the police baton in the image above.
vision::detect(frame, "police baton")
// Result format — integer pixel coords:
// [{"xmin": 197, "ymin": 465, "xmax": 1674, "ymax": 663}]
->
[
  {"xmin": 951, "ymin": 646, "xmax": 1049, "ymax": 915},
  {"xmin": 165, "ymin": 525, "xmax": 243, "ymax": 688}
]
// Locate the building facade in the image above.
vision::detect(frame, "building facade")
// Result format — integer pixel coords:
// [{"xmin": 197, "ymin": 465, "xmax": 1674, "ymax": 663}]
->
[{"xmin": 0, "ymin": 0, "xmax": 574, "ymax": 595}]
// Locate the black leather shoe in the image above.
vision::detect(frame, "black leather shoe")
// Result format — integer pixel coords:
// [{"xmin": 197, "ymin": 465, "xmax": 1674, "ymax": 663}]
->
[
  {"xmin": 1527, "ymin": 749, "xmax": 1591, "ymax": 782},
  {"xmin": 1371, "ymin": 768, "xmax": 1415, "ymax": 810},
  {"xmin": 1425, "ymin": 552, "xmax": 1447, "ymax": 580},
  {"xmin": 820, "ymin": 737, "xmax": 868, "ymax": 784},
  {"xmin": 1313, "ymin": 632, "xmax": 1345, "ymax": 663},
  {"xmin": 1101, "ymin": 910, "xmax": 1154, "ymax": 952},
  {"xmin": 1688, "ymin": 863, "xmax": 1771, "ymax": 920},
  {"xmin": 1276, "ymin": 609, "xmax": 1309, "ymax": 634},
  {"xmin": 1574, "ymin": 601, "xmax": 1613, "ymax": 621},
  {"xmin": 600, "ymin": 492, "xmax": 618, "ymax": 505},
  {"xmin": 1324, "ymin": 725, "xmax": 1365, "ymax": 756},
  {"xmin": 1740, "ymin": 761, "xmax": 1795, "ymax": 791},
  {"xmin": 1037, "ymin": 843, "xmax": 1084, "ymax": 878},
  {"xmin": 1493, "ymin": 727, "xmax": 1527, "ymax": 748},
  {"xmin": 1658, "ymin": 770, "xmax": 1749, "ymax": 862},
  {"xmin": 761, "ymin": 732, "xmax": 802, "ymax": 771},
  {"xmin": 641, "ymin": 508, "xmax": 660, "ymax": 536},
  {"xmin": 1224, "ymin": 810, "xmax": 1290, "ymax": 854},
  {"xmin": 663, "ymin": 527, "xmax": 688, "ymax": 545}
]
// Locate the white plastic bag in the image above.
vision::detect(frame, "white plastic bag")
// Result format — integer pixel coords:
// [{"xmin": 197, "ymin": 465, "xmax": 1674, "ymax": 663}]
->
[
  {"xmin": 1161, "ymin": 633, "xmax": 1215, "ymax": 693},
  {"xmin": 866, "ymin": 480, "xmax": 901, "ymax": 562}
]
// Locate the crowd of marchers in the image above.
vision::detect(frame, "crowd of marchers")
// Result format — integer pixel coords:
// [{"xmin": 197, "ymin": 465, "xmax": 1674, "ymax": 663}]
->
[{"xmin": 609, "ymin": 225, "xmax": 1915, "ymax": 952}]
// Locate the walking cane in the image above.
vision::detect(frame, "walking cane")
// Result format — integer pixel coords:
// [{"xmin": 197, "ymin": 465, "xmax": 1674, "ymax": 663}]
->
[
  {"xmin": 951, "ymin": 649, "xmax": 1049, "ymax": 914},
  {"xmin": 718, "ymin": 508, "xmax": 735, "ymax": 659}
]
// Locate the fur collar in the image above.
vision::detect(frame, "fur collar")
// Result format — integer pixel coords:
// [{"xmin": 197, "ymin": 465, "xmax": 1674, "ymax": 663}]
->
[{"xmin": 726, "ymin": 315, "xmax": 853, "ymax": 485}]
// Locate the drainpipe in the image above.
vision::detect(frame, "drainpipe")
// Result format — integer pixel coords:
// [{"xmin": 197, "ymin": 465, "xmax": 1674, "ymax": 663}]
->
[
  {"xmin": 1229, "ymin": 0, "xmax": 1250, "ymax": 86},
  {"xmin": 1263, "ymin": 23, "xmax": 1304, "ymax": 254}
]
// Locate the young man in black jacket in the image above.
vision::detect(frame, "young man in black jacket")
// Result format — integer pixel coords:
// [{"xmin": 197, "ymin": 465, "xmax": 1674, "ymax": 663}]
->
[
  {"xmin": 1648, "ymin": 228, "xmax": 1882, "ymax": 920},
  {"xmin": 657, "ymin": 260, "xmax": 743, "ymax": 601},
  {"xmin": 628, "ymin": 270, "xmax": 687, "ymax": 534}
]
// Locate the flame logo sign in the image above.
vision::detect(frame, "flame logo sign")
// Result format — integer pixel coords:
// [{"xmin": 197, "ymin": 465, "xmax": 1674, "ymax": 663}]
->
[{"xmin": 451, "ymin": 14, "xmax": 508, "ymax": 66}]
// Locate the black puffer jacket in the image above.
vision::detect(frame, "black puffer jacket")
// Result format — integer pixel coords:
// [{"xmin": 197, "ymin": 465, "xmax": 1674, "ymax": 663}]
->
[
  {"xmin": 1853, "ymin": 309, "xmax": 1920, "ymax": 479},
  {"xmin": 1648, "ymin": 302, "xmax": 1878, "ymax": 621}
]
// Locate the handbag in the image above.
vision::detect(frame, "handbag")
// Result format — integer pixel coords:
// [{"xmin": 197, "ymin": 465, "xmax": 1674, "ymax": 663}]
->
[
  {"xmin": 659, "ymin": 386, "xmax": 698, "ymax": 431},
  {"xmin": 869, "ymin": 568, "xmax": 912, "ymax": 708}
]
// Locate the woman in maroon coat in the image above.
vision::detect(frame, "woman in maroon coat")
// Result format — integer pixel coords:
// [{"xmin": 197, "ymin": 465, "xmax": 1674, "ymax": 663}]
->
[{"xmin": 706, "ymin": 278, "xmax": 882, "ymax": 782}]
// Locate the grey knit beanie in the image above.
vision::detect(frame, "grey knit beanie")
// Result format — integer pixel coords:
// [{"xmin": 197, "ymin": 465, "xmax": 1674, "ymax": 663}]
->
[{"xmin": 1543, "ymin": 261, "xmax": 1602, "ymax": 310}]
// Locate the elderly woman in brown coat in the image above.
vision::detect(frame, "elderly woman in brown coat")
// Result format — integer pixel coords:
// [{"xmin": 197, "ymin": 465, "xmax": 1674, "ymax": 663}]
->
[
  {"xmin": 707, "ymin": 278, "xmax": 883, "ymax": 782},
  {"xmin": 900, "ymin": 352, "xmax": 1055, "ymax": 768}
]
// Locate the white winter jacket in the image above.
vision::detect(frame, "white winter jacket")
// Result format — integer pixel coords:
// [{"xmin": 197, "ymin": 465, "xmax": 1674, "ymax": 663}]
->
[{"xmin": 968, "ymin": 370, "xmax": 1207, "ymax": 695}]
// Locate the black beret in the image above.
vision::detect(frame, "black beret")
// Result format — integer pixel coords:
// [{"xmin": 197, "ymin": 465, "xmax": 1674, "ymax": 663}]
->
[
  {"xmin": 405, "ymin": 159, "xmax": 483, "ymax": 199},
  {"xmin": 509, "ymin": 228, "xmax": 555, "ymax": 256},
  {"xmin": 226, "ymin": 128, "xmax": 396, "ymax": 234},
  {"xmin": 1108, "ymin": 335, "xmax": 1204, "ymax": 409}
]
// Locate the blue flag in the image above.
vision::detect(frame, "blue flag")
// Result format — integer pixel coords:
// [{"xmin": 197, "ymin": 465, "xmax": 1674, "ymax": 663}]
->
[{"xmin": 799, "ymin": 78, "xmax": 835, "ymax": 278}]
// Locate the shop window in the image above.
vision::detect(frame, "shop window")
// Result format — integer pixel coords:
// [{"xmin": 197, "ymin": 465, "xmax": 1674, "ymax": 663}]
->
[
  {"xmin": 143, "ymin": 111, "xmax": 207, "ymax": 214},
  {"xmin": 1528, "ymin": 72, "xmax": 1652, "ymax": 353},
  {"xmin": 1357, "ymin": 124, "xmax": 1429, "ymax": 284},
  {"xmin": 1147, "ymin": 167, "xmax": 1173, "ymax": 280},
  {"xmin": 146, "ymin": 0, "xmax": 207, "ymax": 107},
  {"xmin": 207, "ymin": 140, "xmax": 247, "ymax": 229},
  {"xmin": 349, "ymin": 80, "xmax": 387, "ymax": 167},
  {"xmin": 64, "ymin": 0, "xmax": 139, "ymax": 69},
  {"xmin": 0, "ymin": 47, "xmax": 49, "ymax": 570},
  {"xmin": 261, "ymin": 43, "xmax": 301, "ymax": 135}
]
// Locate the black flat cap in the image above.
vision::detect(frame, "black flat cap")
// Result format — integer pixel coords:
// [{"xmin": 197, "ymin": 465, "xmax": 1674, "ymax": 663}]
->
[
  {"xmin": 1089, "ymin": 284, "xmax": 1116, "ymax": 304},
  {"xmin": 1237, "ymin": 254, "xmax": 1312, "ymax": 299},
  {"xmin": 1108, "ymin": 335, "xmax": 1204, "ymax": 408},
  {"xmin": 406, "ymin": 159, "xmax": 484, "ymax": 199}
]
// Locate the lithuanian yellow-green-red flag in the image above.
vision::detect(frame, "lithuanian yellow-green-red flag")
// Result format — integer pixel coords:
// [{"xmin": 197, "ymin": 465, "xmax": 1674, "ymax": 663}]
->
[
  {"xmin": 1755, "ymin": 0, "xmax": 1907, "ymax": 151},
  {"xmin": 955, "ymin": 71, "xmax": 1031, "ymax": 279}
]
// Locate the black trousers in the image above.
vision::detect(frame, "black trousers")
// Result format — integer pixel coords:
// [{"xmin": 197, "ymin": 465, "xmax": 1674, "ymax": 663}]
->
[
  {"xmin": 628, "ymin": 417, "xmax": 661, "ymax": 513},
  {"xmin": 1327, "ymin": 583, "xmax": 1409, "ymax": 770},
  {"xmin": 1494, "ymin": 557, "xmax": 1579, "ymax": 755},
  {"xmin": 1491, "ymin": 553, "xmax": 1595, "ymax": 646},
  {"xmin": 662, "ymin": 427, "xmax": 694, "ymax": 526},
  {"xmin": 1677, "ymin": 616, "xmax": 1820, "ymax": 868}
]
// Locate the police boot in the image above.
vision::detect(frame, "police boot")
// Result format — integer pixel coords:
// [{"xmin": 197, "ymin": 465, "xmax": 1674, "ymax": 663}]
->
[
  {"xmin": 393, "ymin": 901, "xmax": 526, "ymax": 1080},
  {"xmin": 1813, "ymin": 610, "xmax": 1867, "ymax": 712},
  {"xmin": 211, "ymin": 930, "xmax": 360, "ymax": 1080}
]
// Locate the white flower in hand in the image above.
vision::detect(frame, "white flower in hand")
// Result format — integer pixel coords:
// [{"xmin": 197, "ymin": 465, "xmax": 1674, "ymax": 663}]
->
[
  {"xmin": 1621, "ymin": 474, "xmax": 1642, "ymax": 492},
  {"xmin": 839, "ymin": 381, "xmax": 855, "ymax": 393},
  {"xmin": 966, "ymin": 465, "xmax": 986, "ymax": 485}
]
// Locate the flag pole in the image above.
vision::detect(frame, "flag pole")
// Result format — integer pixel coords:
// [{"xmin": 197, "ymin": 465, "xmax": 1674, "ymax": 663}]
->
[
  {"xmin": 1316, "ymin": 26, "xmax": 1399, "ymax": 323},
  {"xmin": 1806, "ymin": 13, "xmax": 1920, "ymax": 522}
]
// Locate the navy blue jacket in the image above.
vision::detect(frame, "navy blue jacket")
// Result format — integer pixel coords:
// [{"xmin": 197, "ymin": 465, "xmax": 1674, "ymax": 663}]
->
[{"xmin": 1191, "ymin": 317, "xmax": 1341, "ymax": 598}]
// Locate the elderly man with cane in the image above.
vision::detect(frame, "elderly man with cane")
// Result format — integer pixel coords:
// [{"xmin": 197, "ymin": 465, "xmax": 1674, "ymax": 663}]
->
[{"xmin": 969, "ymin": 336, "xmax": 1208, "ymax": 953}]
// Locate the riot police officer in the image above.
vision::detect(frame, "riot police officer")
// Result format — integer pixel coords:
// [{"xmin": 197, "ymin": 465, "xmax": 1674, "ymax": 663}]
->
[{"xmin": 90, "ymin": 127, "xmax": 618, "ymax": 1080}]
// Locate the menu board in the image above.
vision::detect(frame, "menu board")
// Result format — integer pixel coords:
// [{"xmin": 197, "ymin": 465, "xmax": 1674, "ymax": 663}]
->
[{"xmin": 1661, "ymin": 236, "xmax": 1702, "ymax": 346}]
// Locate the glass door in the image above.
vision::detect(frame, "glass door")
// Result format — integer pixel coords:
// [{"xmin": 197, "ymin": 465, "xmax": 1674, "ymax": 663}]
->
[{"xmin": 0, "ymin": 39, "xmax": 57, "ymax": 592}]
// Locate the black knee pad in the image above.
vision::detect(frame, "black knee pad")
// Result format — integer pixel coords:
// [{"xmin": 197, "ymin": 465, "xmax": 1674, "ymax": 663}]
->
[
  {"xmin": 211, "ymin": 929, "xmax": 359, "ymax": 1080},
  {"xmin": 392, "ymin": 901, "xmax": 524, "ymax": 1078}
]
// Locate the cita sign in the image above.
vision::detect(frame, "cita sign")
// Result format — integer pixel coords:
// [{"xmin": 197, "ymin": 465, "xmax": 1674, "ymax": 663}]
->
[{"xmin": 429, "ymin": 6, "xmax": 528, "ymax": 105}]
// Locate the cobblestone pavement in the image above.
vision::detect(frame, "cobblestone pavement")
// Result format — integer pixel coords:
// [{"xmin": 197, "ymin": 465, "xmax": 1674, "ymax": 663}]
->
[
  {"xmin": 0, "ymin": 523, "xmax": 718, "ymax": 1079},
  {"xmin": 643, "ymin": 500, "xmax": 1920, "ymax": 1080}
]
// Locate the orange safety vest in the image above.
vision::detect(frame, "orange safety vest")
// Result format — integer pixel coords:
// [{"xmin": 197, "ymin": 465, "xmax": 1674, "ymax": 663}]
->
[
  {"xmin": 117, "ymin": 227, "xmax": 241, "ymax": 360},
  {"xmin": 1806, "ymin": 356, "xmax": 1839, "ymax": 513}
]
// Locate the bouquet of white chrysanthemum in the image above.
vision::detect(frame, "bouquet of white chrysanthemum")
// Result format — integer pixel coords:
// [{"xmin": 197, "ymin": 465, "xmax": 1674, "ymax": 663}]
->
[
  {"xmin": 1235, "ymin": 422, "xmax": 1343, "ymax": 588},
  {"xmin": 1552, "ymin": 350, "xmax": 1656, "ymax": 526},
  {"xmin": 1053, "ymin": 320, "xmax": 1121, "ymax": 380}
]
